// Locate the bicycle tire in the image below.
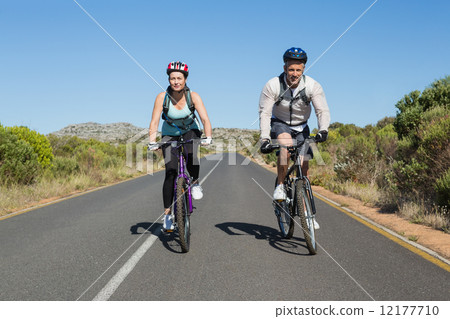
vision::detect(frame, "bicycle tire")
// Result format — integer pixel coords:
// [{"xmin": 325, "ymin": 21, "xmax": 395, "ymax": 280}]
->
[
  {"xmin": 274, "ymin": 177, "xmax": 294, "ymax": 239},
  {"xmin": 176, "ymin": 177, "xmax": 190, "ymax": 253},
  {"xmin": 296, "ymin": 179, "xmax": 317, "ymax": 255}
]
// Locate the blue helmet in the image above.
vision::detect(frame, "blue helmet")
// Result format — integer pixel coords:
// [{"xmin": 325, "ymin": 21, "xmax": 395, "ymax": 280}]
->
[{"xmin": 283, "ymin": 47, "xmax": 307, "ymax": 64}]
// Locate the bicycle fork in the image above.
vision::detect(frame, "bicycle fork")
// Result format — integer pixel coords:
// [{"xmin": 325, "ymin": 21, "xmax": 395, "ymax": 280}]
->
[{"xmin": 302, "ymin": 177, "xmax": 317, "ymax": 215}]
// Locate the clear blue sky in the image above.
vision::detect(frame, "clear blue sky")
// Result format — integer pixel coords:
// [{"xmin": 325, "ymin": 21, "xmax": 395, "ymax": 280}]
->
[{"xmin": 1, "ymin": 0, "xmax": 449, "ymax": 135}]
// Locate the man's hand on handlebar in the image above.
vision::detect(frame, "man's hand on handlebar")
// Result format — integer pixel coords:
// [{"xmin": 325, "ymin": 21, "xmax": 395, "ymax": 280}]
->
[
  {"xmin": 314, "ymin": 130, "xmax": 328, "ymax": 143},
  {"xmin": 260, "ymin": 138, "xmax": 272, "ymax": 154}
]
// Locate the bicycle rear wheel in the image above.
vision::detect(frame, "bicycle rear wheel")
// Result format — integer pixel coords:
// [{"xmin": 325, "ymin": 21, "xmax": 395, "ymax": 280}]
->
[
  {"xmin": 274, "ymin": 178, "xmax": 294, "ymax": 239},
  {"xmin": 296, "ymin": 179, "xmax": 317, "ymax": 255},
  {"xmin": 176, "ymin": 177, "xmax": 190, "ymax": 253}
]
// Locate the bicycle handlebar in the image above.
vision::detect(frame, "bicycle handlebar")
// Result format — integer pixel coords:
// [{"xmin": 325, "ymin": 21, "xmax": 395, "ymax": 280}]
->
[
  {"xmin": 148, "ymin": 137, "xmax": 210, "ymax": 150},
  {"xmin": 266, "ymin": 136, "xmax": 317, "ymax": 153}
]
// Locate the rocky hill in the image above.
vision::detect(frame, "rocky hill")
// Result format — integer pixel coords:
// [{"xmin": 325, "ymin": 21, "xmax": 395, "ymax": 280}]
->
[
  {"xmin": 50, "ymin": 122, "xmax": 148, "ymax": 143},
  {"xmin": 50, "ymin": 123, "xmax": 260, "ymax": 151}
]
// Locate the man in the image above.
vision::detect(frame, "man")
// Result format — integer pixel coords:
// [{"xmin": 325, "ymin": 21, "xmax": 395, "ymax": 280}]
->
[{"xmin": 259, "ymin": 47, "xmax": 330, "ymax": 227}]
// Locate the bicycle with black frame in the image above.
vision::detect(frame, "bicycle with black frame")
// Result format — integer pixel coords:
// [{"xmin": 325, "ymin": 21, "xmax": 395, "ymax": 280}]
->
[{"xmin": 263, "ymin": 136, "xmax": 320, "ymax": 255}]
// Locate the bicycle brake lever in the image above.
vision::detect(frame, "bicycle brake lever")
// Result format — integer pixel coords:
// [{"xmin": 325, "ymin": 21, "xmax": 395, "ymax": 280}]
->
[{"xmin": 287, "ymin": 146, "xmax": 296, "ymax": 152}]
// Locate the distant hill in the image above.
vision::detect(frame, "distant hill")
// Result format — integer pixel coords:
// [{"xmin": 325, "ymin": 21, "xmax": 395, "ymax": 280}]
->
[
  {"xmin": 49, "ymin": 123, "xmax": 260, "ymax": 150},
  {"xmin": 50, "ymin": 122, "xmax": 148, "ymax": 143}
]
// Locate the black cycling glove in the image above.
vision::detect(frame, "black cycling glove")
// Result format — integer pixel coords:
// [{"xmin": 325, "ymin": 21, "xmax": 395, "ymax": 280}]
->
[
  {"xmin": 260, "ymin": 139, "xmax": 272, "ymax": 154},
  {"xmin": 315, "ymin": 130, "xmax": 328, "ymax": 143}
]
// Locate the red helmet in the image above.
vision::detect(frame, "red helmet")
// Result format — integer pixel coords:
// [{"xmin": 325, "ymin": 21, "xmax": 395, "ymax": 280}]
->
[{"xmin": 167, "ymin": 61, "xmax": 189, "ymax": 77}]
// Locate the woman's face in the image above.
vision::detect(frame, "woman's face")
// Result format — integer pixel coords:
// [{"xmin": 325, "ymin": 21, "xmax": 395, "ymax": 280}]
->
[{"xmin": 169, "ymin": 71, "xmax": 186, "ymax": 92}]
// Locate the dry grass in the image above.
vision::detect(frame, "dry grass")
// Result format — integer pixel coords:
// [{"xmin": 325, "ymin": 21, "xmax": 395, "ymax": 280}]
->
[
  {"xmin": 0, "ymin": 165, "xmax": 145, "ymax": 217},
  {"xmin": 339, "ymin": 181, "xmax": 381, "ymax": 206},
  {"xmin": 397, "ymin": 201, "xmax": 421, "ymax": 221},
  {"xmin": 323, "ymin": 179, "xmax": 381, "ymax": 207},
  {"xmin": 397, "ymin": 200, "xmax": 449, "ymax": 232},
  {"xmin": 313, "ymin": 169, "xmax": 450, "ymax": 232}
]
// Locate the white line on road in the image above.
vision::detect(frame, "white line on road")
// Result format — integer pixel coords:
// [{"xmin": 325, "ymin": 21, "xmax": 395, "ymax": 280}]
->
[
  {"xmin": 251, "ymin": 177, "xmax": 375, "ymax": 301},
  {"xmin": 200, "ymin": 157, "xmax": 222, "ymax": 185},
  {"xmin": 93, "ymin": 232, "xmax": 160, "ymax": 301},
  {"xmin": 79, "ymin": 156, "xmax": 223, "ymax": 301}
]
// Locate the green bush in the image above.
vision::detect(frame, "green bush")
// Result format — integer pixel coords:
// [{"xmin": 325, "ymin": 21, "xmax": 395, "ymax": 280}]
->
[
  {"xmin": 337, "ymin": 123, "xmax": 361, "ymax": 138},
  {"xmin": 8, "ymin": 126, "xmax": 54, "ymax": 169},
  {"xmin": 417, "ymin": 111, "xmax": 450, "ymax": 161},
  {"xmin": 0, "ymin": 126, "xmax": 41, "ymax": 185},
  {"xmin": 75, "ymin": 144, "xmax": 107, "ymax": 173},
  {"xmin": 74, "ymin": 143, "xmax": 124, "ymax": 173},
  {"xmin": 391, "ymin": 158, "xmax": 428, "ymax": 194},
  {"xmin": 390, "ymin": 77, "xmax": 450, "ymax": 205},
  {"xmin": 394, "ymin": 76, "xmax": 450, "ymax": 140},
  {"xmin": 323, "ymin": 128, "xmax": 344, "ymax": 145},
  {"xmin": 263, "ymin": 151, "xmax": 278, "ymax": 166},
  {"xmin": 376, "ymin": 116, "xmax": 395, "ymax": 128},
  {"xmin": 333, "ymin": 135, "xmax": 377, "ymax": 184},
  {"xmin": 392, "ymin": 107, "xmax": 449, "ymax": 200},
  {"xmin": 47, "ymin": 135, "xmax": 84, "ymax": 157},
  {"xmin": 419, "ymin": 76, "xmax": 450, "ymax": 111},
  {"xmin": 50, "ymin": 156, "xmax": 80, "ymax": 178},
  {"xmin": 375, "ymin": 124, "xmax": 398, "ymax": 158},
  {"xmin": 393, "ymin": 90, "xmax": 422, "ymax": 140},
  {"xmin": 48, "ymin": 135, "xmax": 127, "ymax": 170},
  {"xmin": 317, "ymin": 150, "xmax": 331, "ymax": 165},
  {"xmin": 101, "ymin": 155, "xmax": 122, "ymax": 169},
  {"xmin": 435, "ymin": 168, "xmax": 450, "ymax": 208},
  {"xmin": 84, "ymin": 138, "xmax": 126, "ymax": 158}
]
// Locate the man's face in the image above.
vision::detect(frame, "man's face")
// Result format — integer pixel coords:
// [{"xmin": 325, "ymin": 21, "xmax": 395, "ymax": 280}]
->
[{"xmin": 284, "ymin": 61, "xmax": 305, "ymax": 88}]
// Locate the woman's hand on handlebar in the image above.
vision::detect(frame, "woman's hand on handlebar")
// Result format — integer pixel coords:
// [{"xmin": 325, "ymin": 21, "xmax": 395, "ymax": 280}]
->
[
  {"xmin": 148, "ymin": 142, "xmax": 159, "ymax": 151},
  {"xmin": 201, "ymin": 137, "xmax": 213, "ymax": 146}
]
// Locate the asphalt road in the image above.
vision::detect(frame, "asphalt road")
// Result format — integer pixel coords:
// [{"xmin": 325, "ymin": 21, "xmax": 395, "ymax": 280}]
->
[{"xmin": 0, "ymin": 153, "xmax": 449, "ymax": 301}]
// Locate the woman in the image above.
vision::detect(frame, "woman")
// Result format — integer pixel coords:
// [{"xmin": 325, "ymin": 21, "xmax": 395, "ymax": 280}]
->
[{"xmin": 148, "ymin": 61, "xmax": 212, "ymax": 231}]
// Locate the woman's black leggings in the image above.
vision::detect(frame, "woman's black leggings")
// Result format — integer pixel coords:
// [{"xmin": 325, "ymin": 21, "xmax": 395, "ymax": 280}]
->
[{"xmin": 162, "ymin": 129, "xmax": 201, "ymax": 209}]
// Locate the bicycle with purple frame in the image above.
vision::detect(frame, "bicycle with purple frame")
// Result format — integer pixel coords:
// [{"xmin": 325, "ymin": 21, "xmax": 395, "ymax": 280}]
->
[{"xmin": 152, "ymin": 136, "xmax": 203, "ymax": 253}]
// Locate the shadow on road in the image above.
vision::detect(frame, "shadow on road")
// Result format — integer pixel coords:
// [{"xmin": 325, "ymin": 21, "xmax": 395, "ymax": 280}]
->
[
  {"xmin": 129, "ymin": 221, "xmax": 313, "ymax": 255},
  {"xmin": 158, "ymin": 231, "xmax": 186, "ymax": 254},
  {"xmin": 130, "ymin": 222, "xmax": 161, "ymax": 235},
  {"xmin": 130, "ymin": 222, "xmax": 185, "ymax": 254},
  {"xmin": 215, "ymin": 222, "xmax": 312, "ymax": 256}
]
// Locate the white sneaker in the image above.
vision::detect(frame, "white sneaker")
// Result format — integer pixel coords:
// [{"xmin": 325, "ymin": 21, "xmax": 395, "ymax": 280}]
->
[
  {"xmin": 273, "ymin": 184, "xmax": 286, "ymax": 200},
  {"xmin": 305, "ymin": 211, "xmax": 320, "ymax": 230},
  {"xmin": 163, "ymin": 214, "xmax": 174, "ymax": 232},
  {"xmin": 313, "ymin": 218, "xmax": 320, "ymax": 230},
  {"xmin": 191, "ymin": 184, "xmax": 203, "ymax": 200}
]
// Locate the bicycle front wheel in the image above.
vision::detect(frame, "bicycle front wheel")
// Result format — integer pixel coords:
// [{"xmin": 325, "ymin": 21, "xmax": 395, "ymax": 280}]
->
[
  {"xmin": 274, "ymin": 177, "xmax": 294, "ymax": 239},
  {"xmin": 296, "ymin": 179, "xmax": 317, "ymax": 255},
  {"xmin": 176, "ymin": 177, "xmax": 190, "ymax": 253}
]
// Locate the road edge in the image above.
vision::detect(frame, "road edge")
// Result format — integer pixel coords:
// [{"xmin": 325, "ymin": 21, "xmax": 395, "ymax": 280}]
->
[
  {"xmin": 251, "ymin": 156, "xmax": 450, "ymax": 272},
  {"xmin": 313, "ymin": 192, "xmax": 450, "ymax": 271}
]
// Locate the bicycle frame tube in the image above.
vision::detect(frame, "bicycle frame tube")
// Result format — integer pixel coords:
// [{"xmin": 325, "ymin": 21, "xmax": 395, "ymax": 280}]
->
[
  {"xmin": 175, "ymin": 143, "xmax": 193, "ymax": 214},
  {"xmin": 285, "ymin": 144, "xmax": 317, "ymax": 215},
  {"xmin": 293, "ymin": 146, "xmax": 317, "ymax": 215}
]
